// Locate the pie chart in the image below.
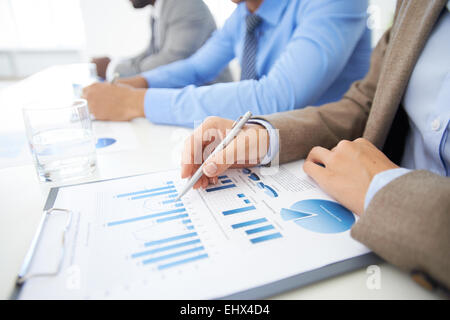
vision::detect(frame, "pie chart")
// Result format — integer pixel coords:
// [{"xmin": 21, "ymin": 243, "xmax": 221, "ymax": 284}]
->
[
  {"xmin": 281, "ymin": 199, "xmax": 355, "ymax": 234},
  {"xmin": 96, "ymin": 137, "xmax": 117, "ymax": 149}
]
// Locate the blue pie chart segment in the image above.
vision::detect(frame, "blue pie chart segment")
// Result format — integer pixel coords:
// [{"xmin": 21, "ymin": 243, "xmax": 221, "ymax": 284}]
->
[
  {"xmin": 96, "ymin": 137, "xmax": 117, "ymax": 149},
  {"xmin": 281, "ymin": 199, "xmax": 355, "ymax": 234}
]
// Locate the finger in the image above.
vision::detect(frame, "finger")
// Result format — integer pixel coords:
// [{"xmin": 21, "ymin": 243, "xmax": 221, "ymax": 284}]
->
[
  {"xmin": 201, "ymin": 176, "xmax": 209, "ymax": 189},
  {"xmin": 181, "ymin": 130, "xmax": 203, "ymax": 177},
  {"xmin": 181, "ymin": 121, "xmax": 221, "ymax": 168},
  {"xmin": 181, "ymin": 160, "xmax": 198, "ymax": 179},
  {"xmin": 193, "ymin": 175, "xmax": 207, "ymax": 189},
  {"xmin": 306, "ymin": 146, "xmax": 332, "ymax": 166},
  {"xmin": 208, "ymin": 177, "xmax": 218, "ymax": 185},
  {"xmin": 202, "ymin": 140, "xmax": 236, "ymax": 177},
  {"xmin": 303, "ymin": 160, "xmax": 329, "ymax": 186}
]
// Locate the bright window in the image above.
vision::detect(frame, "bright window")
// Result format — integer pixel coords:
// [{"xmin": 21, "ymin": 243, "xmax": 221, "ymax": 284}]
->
[{"xmin": 0, "ymin": 0, "xmax": 85, "ymax": 50}]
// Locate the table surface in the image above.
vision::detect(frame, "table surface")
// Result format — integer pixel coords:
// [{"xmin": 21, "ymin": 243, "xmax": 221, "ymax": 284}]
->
[{"xmin": 0, "ymin": 65, "xmax": 441, "ymax": 300}]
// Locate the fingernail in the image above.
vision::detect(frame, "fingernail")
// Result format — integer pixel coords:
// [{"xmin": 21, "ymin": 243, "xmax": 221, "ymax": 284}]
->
[{"xmin": 203, "ymin": 162, "xmax": 217, "ymax": 176}]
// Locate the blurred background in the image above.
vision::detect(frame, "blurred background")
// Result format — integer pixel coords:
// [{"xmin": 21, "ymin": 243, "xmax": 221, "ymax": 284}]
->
[{"xmin": 0, "ymin": 0, "xmax": 395, "ymax": 87}]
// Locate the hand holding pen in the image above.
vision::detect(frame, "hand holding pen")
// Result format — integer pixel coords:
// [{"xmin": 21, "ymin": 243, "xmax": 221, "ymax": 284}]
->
[{"xmin": 178, "ymin": 112, "xmax": 271, "ymax": 198}]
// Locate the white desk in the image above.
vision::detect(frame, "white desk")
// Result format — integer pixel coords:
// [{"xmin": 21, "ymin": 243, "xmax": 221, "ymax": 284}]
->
[{"xmin": 0, "ymin": 65, "xmax": 441, "ymax": 300}]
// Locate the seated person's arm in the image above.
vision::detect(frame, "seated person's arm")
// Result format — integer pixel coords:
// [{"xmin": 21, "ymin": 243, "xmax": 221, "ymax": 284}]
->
[
  {"xmin": 82, "ymin": 8, "xmax": 236, "ymax": 119},
  {"xmin": 143, "ymin": 0, "xmax": 370, "ymax": 126}
]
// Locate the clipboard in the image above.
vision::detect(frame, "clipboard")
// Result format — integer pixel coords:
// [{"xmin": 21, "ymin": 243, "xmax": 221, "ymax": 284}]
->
[{"xmin": 12, "ymin": 174, "xmax": 382, "ymax": 300}]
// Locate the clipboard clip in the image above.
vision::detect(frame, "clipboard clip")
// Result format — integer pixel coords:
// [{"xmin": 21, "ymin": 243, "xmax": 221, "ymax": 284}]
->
[{"xmin": 16, "ymin": 208, "xmax": 73, "ymax": 286}]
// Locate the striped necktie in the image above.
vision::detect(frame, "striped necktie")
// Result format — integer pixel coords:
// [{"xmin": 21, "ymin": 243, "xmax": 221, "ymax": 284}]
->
[{"xmin": 241, "ymin": 14, "xmax": 262, "ymax": 80}]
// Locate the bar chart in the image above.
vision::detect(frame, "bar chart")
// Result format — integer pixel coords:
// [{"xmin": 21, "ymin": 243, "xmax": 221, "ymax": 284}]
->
[
  {"xmin": 201, "ymin": 177, "xmax": 284, "ymax": 246},
  {"xmin": 131, "ymin": 231, "xmax": 208, "ymax": 270},
  {"xmin": 231, "ymin": 216, "xmax": 282, "ymax": 244},
  {"xmin": 106, "ymin": 179, "xmax": 209, "ymax": 272},
  {"xmin": 105, "ymin": 170, "xmax": 284, "ymax": 276}
]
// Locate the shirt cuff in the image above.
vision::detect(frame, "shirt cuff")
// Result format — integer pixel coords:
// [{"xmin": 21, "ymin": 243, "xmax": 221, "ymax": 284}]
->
[
  {"xmin": 246, "ymin": 119, "xmax": 279, "ymax": 166},
  {"xmin": 364, "ymin": 168, "xmax": 412, "ymax": 211},
  {"xmin": 141, "ymin": 69, "xmax": 166, "ymax": 89},
  {"xmin": 144, "ymin": 88, "xmax": 177, "ymax": 125}
]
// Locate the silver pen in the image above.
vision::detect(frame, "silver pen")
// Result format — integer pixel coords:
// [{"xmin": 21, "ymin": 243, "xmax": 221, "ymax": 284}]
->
[{"xmin": 176, "ymin": 111, "xmax": 253, "ymax": 201}]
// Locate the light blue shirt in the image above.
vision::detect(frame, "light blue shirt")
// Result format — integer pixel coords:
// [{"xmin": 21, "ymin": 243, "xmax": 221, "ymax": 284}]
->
[
  {"xmin": 364, "ymin": 4, "xmax": 450, "ymax": 210},
  {"xmin": 142, "ymin": 0, "xmax": 371, "ymax": 127}
]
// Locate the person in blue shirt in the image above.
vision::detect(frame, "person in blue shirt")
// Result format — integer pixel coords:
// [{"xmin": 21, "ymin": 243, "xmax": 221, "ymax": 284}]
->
[{"xmin": 83, "ymin": 0, "xmax": 371, "ymax": 127}]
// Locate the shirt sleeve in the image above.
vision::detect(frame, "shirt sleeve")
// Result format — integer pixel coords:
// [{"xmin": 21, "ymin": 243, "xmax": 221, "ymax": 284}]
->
[
  {"xmin": 364, "ymin": 168, "xmax": 412, "ymax": 210},
  {"xmin": 246, "ymin": 119, "xmax": 279, "ymax": 166},
  {"xmin": 144, "ymin": 0, "xmax": 369, "ymax": 127}
]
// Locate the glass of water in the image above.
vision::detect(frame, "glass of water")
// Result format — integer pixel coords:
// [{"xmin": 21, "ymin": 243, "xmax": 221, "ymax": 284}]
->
[{"xmin": 23, "ymin": 99, "xmax": 97, "ymax": 182}]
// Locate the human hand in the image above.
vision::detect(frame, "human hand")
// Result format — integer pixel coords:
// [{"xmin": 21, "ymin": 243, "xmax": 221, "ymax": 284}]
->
[
  {"xmin": 82, "ymin": 82, "xmax": 146, "ymax": 121},
  {"xmin": 91, "ymin": 56, "xmax": 111, "ymax": 79},
  {"xmin": 303, "ymin": 138, "xmax": 399, "ymax": 216},
  {"xmin": 181, "ymin": 116, "xmax": 270, "ymax": 189}
]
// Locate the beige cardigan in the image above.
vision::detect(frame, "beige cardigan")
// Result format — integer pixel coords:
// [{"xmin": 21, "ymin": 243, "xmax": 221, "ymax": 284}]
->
[{"xmin": 258, "ymin": 0, "xmax": 450, "ymax": 291}]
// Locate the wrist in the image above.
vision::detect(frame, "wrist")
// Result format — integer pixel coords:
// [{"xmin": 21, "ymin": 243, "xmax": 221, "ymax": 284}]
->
[
  {"xmin": 364, "ymin": 168, "xmax": 412, "ymax": 211},
  {"xmin": 126, "ymin": 88, "xmax": 146, "ymax": 119},
  {"xmin": 118, "ymin": 76, "xmax": 148, "ymax": 89},
  {"xmin": 246, "ymin": 119, "xmax": 278, "ymax": 165},
  {"xmin": 246, "ymin": 123, "xmax": 269, "ymax": 163}
]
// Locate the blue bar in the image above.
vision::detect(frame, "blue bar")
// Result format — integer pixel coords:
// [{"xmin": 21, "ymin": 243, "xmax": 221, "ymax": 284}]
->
[
  {"xmin": 249, "ymin": 173, "xmax": 260, "ymax": 181},
  {"xmin": 237, "ymin": 194, "xmax": 245, "ymax": 198},
  {"xmin": 131, "ymin": 239, "xmax": 201, "ymax": 258},
  {"xmin": 245, "ymin": 224, "xmax": 275, "ymax": 235},
  {"xmin": 131, "ymin": 189, "xmax": 177, "ymax": 200},
  {"xmin": 250, "ymin": 232, "xmax": 283, "ymax": 244},
  {"xmin": 142, "ymin": 246, "xmax": 204, "ymax": 265},
  {"xmin": 232, "ymin": 218, "xmax": 267, "ymax": 229},
  {"xmin": 244, "ymin": 199, "xmax": 250, "ymax": 204},
  {"xmin": 156, "ymin": 213, "xmax": 189, "ymax": 223},
  {"xmin": 182, "ymin": 219, "xmax": 192, "ymax": 224},
  {"xmin": 144, "ymin": 232, "xmax": 197, "ymax": 247},
  {"xmin": 162, "ymin": 198, "xmax": 180, "ymax": 204},
  {"xmin": 168, "ymin": 193, "xmax": 178, "ymax": 198},
  {"xmin": 157, "ymin": 253, "xmax": 209, "ymax": 270},
  {"xmin": 221, "ymin": 179, "xmax": 233, "ymax": 184},
  {"xmin": 107, "ymin": 208, "xmax": 186, "ymax": 226},
  {"xmin": 116, "ymin": 185, "xmax": 175, "ymax": 198},
  {"xmin": 174, "ymin": 203, "xmax": 184, "ymax": 207},
  {"xmin": 205, "ymin": 184, "xmax": 236, "ymax": 192},
  {"xmin": 167, "ymin": 181, "xmax": 173, "ymax": 185},
  {"xmin": 217, "ymin": 175, "xmax": 228, "ymax": 179},
  {"xmin": 222, "ymin": 205, "xmax": 256, "ymax": 216},
  {"xmin": 186, "ymin": 225, "xmax": 195, "ymax": 230}
]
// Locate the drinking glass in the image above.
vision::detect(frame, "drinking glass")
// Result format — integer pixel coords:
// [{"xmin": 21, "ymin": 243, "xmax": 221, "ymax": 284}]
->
[{"xmin": 23, "ymin": 99, "xmax": 97, "ymax": 182}]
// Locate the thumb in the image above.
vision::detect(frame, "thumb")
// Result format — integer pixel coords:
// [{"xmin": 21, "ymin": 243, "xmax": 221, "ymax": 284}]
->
[{"xmin": 202, "ymin": 143, "xmax": 235, "ymax": 178}]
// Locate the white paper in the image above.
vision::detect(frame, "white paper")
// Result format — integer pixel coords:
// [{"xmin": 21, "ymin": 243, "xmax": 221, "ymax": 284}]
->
[{"xmin": 19, "ymin": 160, "xmax": 370, "ymax": 299}]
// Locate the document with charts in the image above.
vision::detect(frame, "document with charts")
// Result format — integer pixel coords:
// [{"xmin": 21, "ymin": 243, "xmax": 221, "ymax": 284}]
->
[{"xmin": 19, "ymin": 160, "xmax": 370, "ymax": 299}]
